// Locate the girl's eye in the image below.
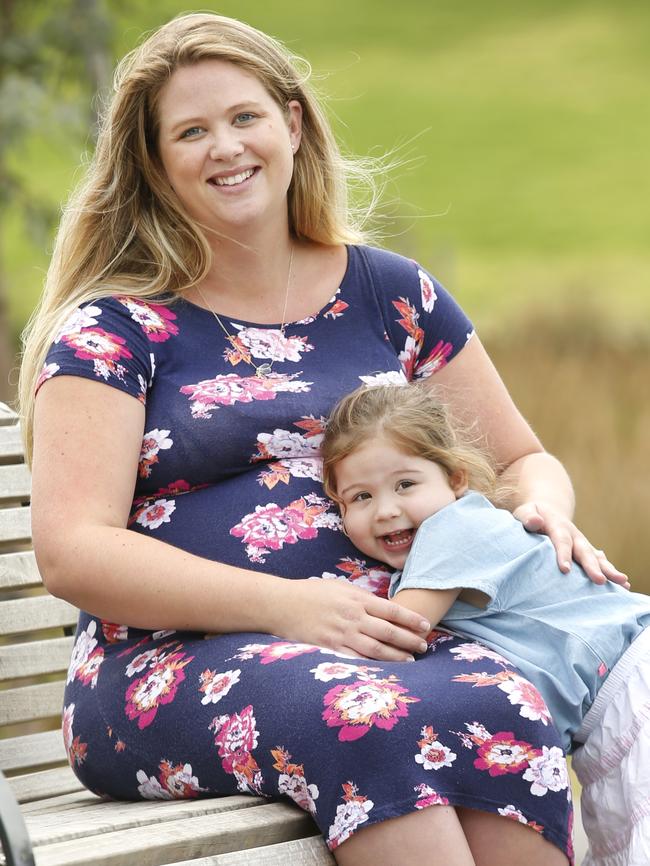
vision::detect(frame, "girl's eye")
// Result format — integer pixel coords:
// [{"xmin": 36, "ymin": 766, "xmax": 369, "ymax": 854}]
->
[
  {"xmin": 351, "ymin": 491, "xmax": 370, "ymax": 503},
  {"xmin": 180, "ymin": 126, "xmax": 204, "ymax": 139},
  {"xmin": 397, "ymin": 480, "xmax": 415, "ymax": 492}
]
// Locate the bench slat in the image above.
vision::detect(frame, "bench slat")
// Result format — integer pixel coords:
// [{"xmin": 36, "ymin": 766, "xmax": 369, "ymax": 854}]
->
[
  {"xmin": 0, "ymin": 463, "xmax": 31, "ymax": 506},
  {"xmin": 0, "ymin": 424, "xmax": 24, "ymax": 464},
  {"xmin": 0, "ymin": 728, "xmax": 67, "ymax": 773},
  {"xmin": 168, "ymin": 835, "xmax": 333, "ymax": 865},
  {"xmin": 0, "ymin": 550, "xmax": 42, "ymax": 591},
  {"xmin": 29, "ymin": 801, "xmax": 315, "ymax": 866},
  {"xmin": 0, "ymin": 594, "xmax": 78, "ymax": 637},
  {"xmin": 0, "ymin": 403, "xmax": 18, "ymax": 426},
  {"xmin": 0, "ymin": 504, "xmax": 31, "ymax": 545},
  {"xmin": 24, "ymin": 793, "xmax": 264, "ymax": 846},
  {"xmin": 0, "ymin": 679, "xmax": 64, "ymax": 725},
  {"xmin": 8, "ymin": 766, "xmax": 84, "ymax": 804},
  {"xmin": 0, "ymin": 635, "xmax": 73, "ymax": 682}
]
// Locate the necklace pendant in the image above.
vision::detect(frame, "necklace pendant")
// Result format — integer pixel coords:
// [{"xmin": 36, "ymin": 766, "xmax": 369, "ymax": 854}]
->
[{"xmin": 256, "ymin": 363, "xmax": 272, "ymax": 378}]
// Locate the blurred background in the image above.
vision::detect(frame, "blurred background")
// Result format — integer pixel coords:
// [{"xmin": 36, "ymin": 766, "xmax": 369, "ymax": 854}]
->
[{"xmin": 1, "ymin": 0, "xmax": 648, "ymax": 588}]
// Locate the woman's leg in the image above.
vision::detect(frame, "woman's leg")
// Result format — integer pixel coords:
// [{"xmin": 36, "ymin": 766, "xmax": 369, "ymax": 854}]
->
[
  {"xmin": 334, "ymin": 805, "xmax": 476, "ymax": 866},
  {"xmin": 457, "ymin": 808, "xmax": 569, "ymax": 866}
]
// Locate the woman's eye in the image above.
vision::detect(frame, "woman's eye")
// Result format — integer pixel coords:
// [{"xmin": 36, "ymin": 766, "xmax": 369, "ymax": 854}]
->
[
  {"xmin": 180, "ymin": 127, "xmax": 204, "ymax": 139},
  {"xmin": 235, "ymin": 112, "xmax": 255, "ymax": 124}
]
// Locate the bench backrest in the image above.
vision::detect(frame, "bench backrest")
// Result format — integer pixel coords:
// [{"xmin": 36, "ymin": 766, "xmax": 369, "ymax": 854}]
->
[{"xmin": 0, "ymin": 404, "xmax": 82, "ymax": 804}]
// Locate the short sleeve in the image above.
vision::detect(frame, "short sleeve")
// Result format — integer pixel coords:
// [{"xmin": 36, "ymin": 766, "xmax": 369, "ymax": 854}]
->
[
  {"xmin": 35, "ymin": 296, "xmax": 178, "ymax": 402},
  {"xmin": 392, "ymin": 493, "xmax": 524, "ymax": 609},
  {"xmin": 360, "ymin": 246, "xmax": 474, "ymax": 380}
]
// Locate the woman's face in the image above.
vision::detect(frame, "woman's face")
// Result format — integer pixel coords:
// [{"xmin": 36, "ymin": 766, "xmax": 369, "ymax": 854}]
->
[{"xmin": 156, "ymin": 59, "xmax": 302, "ymax": 238}]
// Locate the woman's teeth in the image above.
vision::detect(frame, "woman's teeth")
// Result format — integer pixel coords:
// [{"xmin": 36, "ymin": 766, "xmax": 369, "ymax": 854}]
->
[{"xmin": 213, "ymin": 168, "xmax": 255, "ymax": 186}]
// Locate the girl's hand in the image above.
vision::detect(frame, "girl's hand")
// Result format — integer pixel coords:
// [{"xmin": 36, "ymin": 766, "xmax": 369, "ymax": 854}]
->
[
  {"xmin": 513, "ymin": 501, "xmax": 630, "ymax": 588},
  {"xmin": 282, "ymin": 579, "xmax": 432, "ymax": 661}
]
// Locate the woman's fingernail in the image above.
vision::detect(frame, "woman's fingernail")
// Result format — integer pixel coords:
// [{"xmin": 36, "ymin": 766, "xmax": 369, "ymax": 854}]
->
[
  {"xmin": 418, "ymin": 642, "xmax": 428, "ymax": 653},
  {"xmin": 406, "ymin": 655, "xmax": 415, "ymax": 662},
  {"xmin": 419, "ymin": 620, "xmax": 431, "ymax": 631}
]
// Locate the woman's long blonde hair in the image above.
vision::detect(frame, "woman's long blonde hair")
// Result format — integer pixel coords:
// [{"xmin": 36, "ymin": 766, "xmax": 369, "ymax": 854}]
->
[
  {"xmin": 321, "ymin": 383, "xmax": 508, "ymax": 507},
  {"xmin": 19, "ymin": 12, "xmax": 381, "ymax": 462}
]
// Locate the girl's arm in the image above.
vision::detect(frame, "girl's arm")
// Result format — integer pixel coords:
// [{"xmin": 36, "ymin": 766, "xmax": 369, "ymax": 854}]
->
[
  {"xmin": 392, "ymin": 588, "xmax": 461, "ymax": 632},
  {"xmin": 428, "ymin": 335, "xmax": 628, "ymax": 586},
  {"xmin": 31, "ymin": 376, "xmax": 431, "ymax": 661}
]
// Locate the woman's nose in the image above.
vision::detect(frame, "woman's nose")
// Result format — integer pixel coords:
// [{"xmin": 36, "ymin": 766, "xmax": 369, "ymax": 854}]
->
[{"xmin": 208, "ymin": 130, "xmax": 244, "ymax": 161}]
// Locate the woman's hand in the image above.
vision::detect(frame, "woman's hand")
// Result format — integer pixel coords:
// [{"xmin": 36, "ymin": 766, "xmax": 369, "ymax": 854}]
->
[
  {"xmin": 281, "ymin": 579, "xmax": 432, "ymax": 661},
  {"xmin": 513, "ymin": 501, "xmax": 630, "ymax": 588}
]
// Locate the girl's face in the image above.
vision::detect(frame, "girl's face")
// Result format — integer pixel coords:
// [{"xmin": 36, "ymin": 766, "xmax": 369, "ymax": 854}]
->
[
  {"xmin": 334, "ymin": 436, "xmax": 467, "ymax": 570},
  {"xmin": 156, "ymin": 59, "xmax": 302, "ymax": 240}
]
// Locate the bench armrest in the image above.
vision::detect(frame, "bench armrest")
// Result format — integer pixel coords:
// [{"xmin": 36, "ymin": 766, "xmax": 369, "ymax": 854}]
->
[{"xmin": 0, "ymin": 770, "xmax": 35, "ymax": 866}]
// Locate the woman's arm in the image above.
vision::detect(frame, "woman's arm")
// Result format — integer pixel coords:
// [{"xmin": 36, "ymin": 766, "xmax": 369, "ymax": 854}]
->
[
  {"xmin": 32, "ymin": 376, "xmax": 430, "ymax": 659},
  {"xmin": 428, "ymin": 335, "xmax": 628, "ymax": 585}
]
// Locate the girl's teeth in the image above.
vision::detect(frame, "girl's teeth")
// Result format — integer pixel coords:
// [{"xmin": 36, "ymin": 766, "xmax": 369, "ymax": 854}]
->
[
  {"xmin": 213, "ymin": 169, "xmax": 255, "ymax": 186},
  {"xmin": 384, "ymin": 531, "xmax": 412, "ymax": 547}
]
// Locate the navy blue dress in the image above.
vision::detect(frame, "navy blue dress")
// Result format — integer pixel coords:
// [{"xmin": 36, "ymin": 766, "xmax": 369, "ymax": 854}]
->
[{"xmin": 42, "ymin": 246, "xmax": 573, "ymax": 860}]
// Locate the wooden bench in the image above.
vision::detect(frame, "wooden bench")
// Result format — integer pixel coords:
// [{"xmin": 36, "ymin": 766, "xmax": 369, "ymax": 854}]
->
[{"xmin": 0, "ymin": 402, "xmax": 334, "ymax": 866}]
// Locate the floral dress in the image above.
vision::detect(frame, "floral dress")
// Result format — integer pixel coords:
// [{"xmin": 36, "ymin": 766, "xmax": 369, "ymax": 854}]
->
[{"xmin": 42, "ymin": 245, "xmax": 573, "ymax": 861}]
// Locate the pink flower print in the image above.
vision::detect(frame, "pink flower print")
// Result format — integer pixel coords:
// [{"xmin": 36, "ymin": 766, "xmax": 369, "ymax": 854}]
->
[
  {"xmin": 199, "ymin": 668, "xmax": 241, "ymax": 705},
  {"xmin": 253, "ymin": 427, "xmax": 322, "ymax": 462},
  {"xmin": 62, "ymin": 704, "xmax": 88, "ymax": 767},
  {"xmin": 322, "ymin": 675, "xmax": 420, "ymax": 741},
  {"xmin": 449, "ymin": 642, "xmax": 513, "ymax": 666},
  {"xmin": 293, "ymin": 415, "xmax": 327, "ymax": 439},
  {"xmin": 210, "ymin": 706, "xmax": 263, "ymax": 792},
  {"xmin": 311, "ymin": 662, "xmax": 380, "ymax": 683},
  {"xmin": 75, "ymin": 648, "xmax": 104, "ymax": 687},
  {"xmin": 398, "ymin": 335, "xmax": 419, "ymax": 380},
  {"xmin": 55, "ymin": 305, "xmax": 102, "ymax": 342},
  {"xmin": 498, "ymin": 675, "xmax": 552, "ymax": 726},
  {"xmin": 231, "ymin": 496, "xmax": 332, "ymax": 563},
  {"xmin": 258, "ymin": 642, "xmax": 321, "ymax": 664},
  {"xmin": 414, "ymin": 783, "xmax": 449, "ymax": 809},
  {"xmin": 101, "ymin": 621, "xmax": 128, "ymax": 643},
  {"xmin": 498, "ymin": 805, "xmax": 544, "ymax": 833},
  {"xmin": 36, "ymin": 362, "xmax": 60, "ymax": 390},
  {"xmin": 136, "ymin": 762, "xmax": 205, "ymax": 800},
  {"xmin": 452, "ymin": 670, "xmax": 515, "ymax": 688},
  {"xmin": 271, "ymin": 748, "xmax": 319, "ymax": 814},
  {"xmin": 324, "ymin": 298, "xmax": 349, "ymax": 319},
  {"xmin": 327, "ymin": 782, "xmax": 374, "ymax": 850},
  {"xmin": 62, "ymin": 327, "xmax": 132, "ymax": 364},
  {"xmin": 418, "ymin": 268, "xmax": 437, "ymax": 313},
  {"xmin": 134, "ymin": 498, "xmax": 176, "ymax": 530},
  {"xmin": 180, "ymin": 372, "xmax": 310, "ymax": 419},
  {"xmin": 474, "ymin": 731, "xmax": 539, "ymax": 777},
  {"xmin": 425, "ymin": 629, "xmax": 455, "ymax": 650},
  {"xmin": 67, "ymin": 620, "xmax": 99, "ymax": 683},
  {"xmin": 415, "ymin": 725, "xmax": 457, "ymax": 770},
  {"xmin": 359, "ymin": 370, "xmax": 408, "ymax": 388},
  {"xmin": 139, "ymin": 428, "xmax": 173, "ymax": 478},
  {"xmin": 414, "ymin": 339, "xmax": 453, "ymax": 379},
  {"xmin": 124, "ymin": 651, "xmax": 193, "ymax": 729},
  {"xmin": 233, "ymin": 325, "xmax": 314, "ymax": 364},
  {"xmin": 334, "ymin": 558, "xmax": 392, "ymax": 598},
  {"xmin": 126, "ymin": 647, "xmax": 161, "ymax": 677},
  {"xmin": 523, "ymin": 746, "xmax": 569, "ymax": 797},
  {"xmin": 118, "ymin": 298, "xmax": 179, "ymax": 342}
]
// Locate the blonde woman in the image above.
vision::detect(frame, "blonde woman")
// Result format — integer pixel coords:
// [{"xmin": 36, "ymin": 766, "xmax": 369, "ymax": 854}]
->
[{"xmin": 21, "ymin": 13, "xmax": 624, "ymax": 866}]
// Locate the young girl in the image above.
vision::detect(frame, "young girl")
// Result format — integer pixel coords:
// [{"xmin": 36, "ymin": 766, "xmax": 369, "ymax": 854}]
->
[{"xmin": 322, "ymin": 382, "xmax": 650, "ymax": 866}]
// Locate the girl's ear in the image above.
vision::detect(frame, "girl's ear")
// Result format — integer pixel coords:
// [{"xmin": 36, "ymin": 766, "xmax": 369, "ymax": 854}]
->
[{"xmin": 450, "ymin": 469, "xmax": 469, "ymax": 498}]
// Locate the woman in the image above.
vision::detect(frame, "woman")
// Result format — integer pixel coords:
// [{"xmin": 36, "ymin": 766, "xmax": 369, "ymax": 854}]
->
[{"xmin": 20, "ymin": 13, "xmax": 623, "ymax": 866}]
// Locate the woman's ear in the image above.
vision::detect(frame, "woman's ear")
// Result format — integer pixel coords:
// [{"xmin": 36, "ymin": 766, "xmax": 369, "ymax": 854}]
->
[{"xmin": 450, "ymin": 469, "xmax": 469, "ymax": 498}]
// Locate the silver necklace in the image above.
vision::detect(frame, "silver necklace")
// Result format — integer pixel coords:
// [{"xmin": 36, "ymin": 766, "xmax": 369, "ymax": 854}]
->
[{"xmin": 195, "ymin": 246, "xmax": 294, "ymax": 379}]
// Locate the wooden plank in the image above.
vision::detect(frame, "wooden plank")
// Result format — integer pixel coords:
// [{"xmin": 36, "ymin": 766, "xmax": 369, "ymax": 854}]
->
[
  {"xmin": 168, "ymin": 835, "xmax": 333, "ymax": 866},
  {"xmin": 0, "ymin": 403, "xmax": 18, "ymax": 426},
  {"xmin": 0, "ymin": 505, "xmax": 31, "ymax": 545},
  {"xmin": 30, "ymin": 801, "xmax": 315, "ymax": 866},
  {"xmin": 24, "ymin": 794, "xmax": 264, "ymax": 846},
  {"xmin": 0, "ymin": 551, "xmax": 42, "ymax": 591},
  {"xmin": 9, "ymin": 766, "xmax": 84, "ymax": 804},
  {"xmin": 0, "ymin": 595, "xmax": 78, "ymax": 637},
  {"xmin": 0, "ymin": 635, "xmax": 72, "ymax": 682},
  {"xmin": 0, "ymin": 680, "xmax": 64, "ymax": 725},
  {"xmin": 0, "ymin": 463, "xmax": 31, "ymax": 506},
  {"xmin": 0, "ymin": 728, "xmax": 67, "ymax": 773},
  {"xmin": 0, "ymin": 425, "xmax": 24, "ymax": 464}
]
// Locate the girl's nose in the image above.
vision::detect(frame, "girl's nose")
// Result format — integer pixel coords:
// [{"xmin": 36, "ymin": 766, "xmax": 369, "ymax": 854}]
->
[{"xmin": 375, "ymin": 496, "xmax": 400, "ymax": 521}]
